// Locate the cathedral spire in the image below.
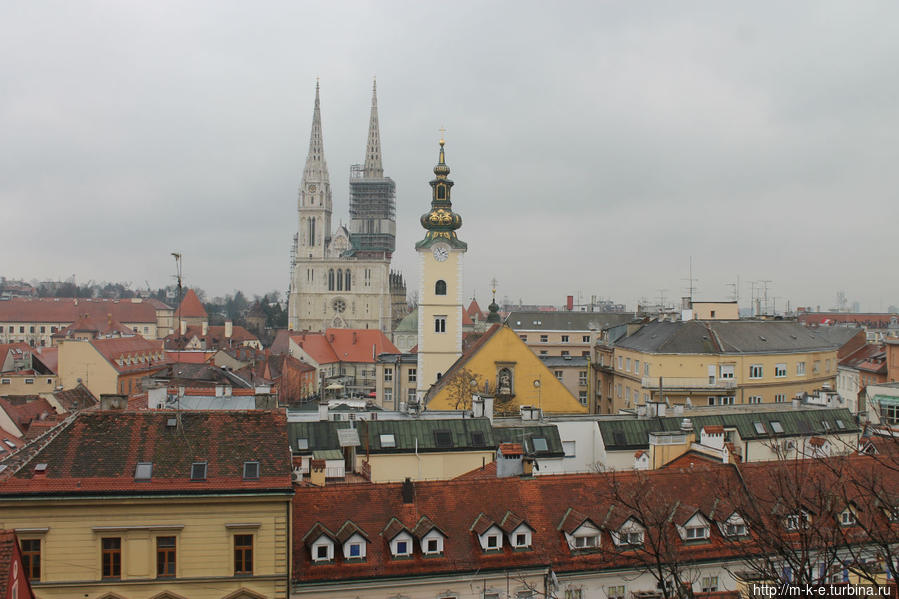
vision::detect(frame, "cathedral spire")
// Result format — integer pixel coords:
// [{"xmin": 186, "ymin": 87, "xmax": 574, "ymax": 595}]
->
[
  {"xmin": 363, "ymin": 77, "xmax": 383, "ymax": 178},
  {"xmin": 303, "ymin": 78, "xmax": 329, "ymax": 184}
]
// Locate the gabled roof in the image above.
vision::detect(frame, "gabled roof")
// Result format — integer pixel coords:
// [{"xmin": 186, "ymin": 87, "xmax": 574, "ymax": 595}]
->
[
  {"xmin": 500, "ymin": 510, "xmax": 528, "ymax": 533},
  {"xmin": 0, "ymin": 396, "xmax": 57, "ymax": 436},
  {"xmin": 411, "ymin": 515, "xmax": 447, "ymax": 539},
  {"xmin": 470, "ymin": 512, "xmax": 496, "ymax": 535},
  {"xmin": 0, "ymin": 411, "xmax": 292, "ymax": 496},
  {"xmin": 557, "ymin": 507, "xmax": 591, "ymax": 534},
  {"xmin": 56, "ymin": 312, "xmax": 134, "ymax": 338},
  {"xmin": 335, "ymin": 520, "xmax": 369, "ymax": 543},
  {"xmin": 303, "ymin": 522, "xmax": 335, "ymax": 545},
  {"xmin": 177, "ymin": 289, "xmax": 207, "ymax": 319},
  {"xmin": 51, "ymin": 384, "xmax": 98, "ymax": 412},
  {"xmin": 0, "ymin": 530, "xmax": 35, "ymax": 599},
  {"xmin": 290, "ymin": 329, "xmax": 399, "ymax": 365},
  {"xmin": 382, "ymin": 517, "xmax": 409, "ymax": 541},
  {"xmin": 88, "ymin": 336, "xmax": 168, "ymax": 374},
  {"xmin": 466, "ymin": 300, "xmax": 485, "ymax": 321}
]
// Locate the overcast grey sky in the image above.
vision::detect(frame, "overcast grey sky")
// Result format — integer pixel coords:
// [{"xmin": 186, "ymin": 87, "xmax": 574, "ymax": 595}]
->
[{"xmin": 2, "ymin": 1, "xmax": 897, "ymax": 311}]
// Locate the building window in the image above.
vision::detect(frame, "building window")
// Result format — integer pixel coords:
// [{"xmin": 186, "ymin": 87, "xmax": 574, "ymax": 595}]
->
[
  {"xmin": 156, "ymin": 536, "xmax": 176, "ymax": 577},
  {"xmin": 243, "ymin": 461, "xmax": 259, "ymax": 480},
  {"xmin": 561, "ymin": 350, "xmax": 570, "ymax": 356},
  {"xmin": 102, "ymin": 537, "xmax": 122, "ymax": 579},
  {"xmin": 749, "ymin": 364, "xmax": 763, "ymax": 379},
  {"xmin": 433, "ymin": 279, "xmax": 447, "ymax": 295},
  {"xmin": 775, "ymin": 393, "xmax": 786, "ymax": 403},
  {"xmin": 582, "ymin": 335, "xmax": 591, "ymax": 343},
  {"xmin": 21, "ymin": 539, "xmax": 40, "ymax": 581},
  {"xmin": 725, "ymin": 522, "xmax": 747, "ymax": 536},
  {"xmin": 24, "ymin": 378, "xmax": 34, "ymax": 384},
  {"xmin": 561, "ymin": 335, "xmax": 569, "ymax": 343},
  {"xmin": 840, "ymin": 510, "xmax": 856, "ymax": 526},
  {"xmin": 384, "ymin": 388, "xmax": 392, "ymax": 404},
  {"xmin": 775, "ymin": 363, "xmax": 787, "ymax": 377},
  {"xmin": 607, "ymin": 586, "xmax": 626, "ymax": 599},
  {"xmin": 644, "ymin": 363, "xmax": 650, "ymax": 376},
  {"xmin": 328, "ymin": 269, "xmax": 334, "ymax": 291},
  {"xmin": 719, "ymin": 364, "xmax": 735, "ymax": 379},
  {"xmin": 486, "ymin": 534, "xmax": 499, "ymax": 549},
  {"xmin": 540, "ymin": 334, "xmax": 548, "ymax": 343},
  {"xmin": 578, "ymin": 390, "xmax": 588, "ymax": 405},
  {"xmin": 882, "ymin": 401, "xmax": 899, "ymax": 425},
  {"xmin": 685, "ymin": 525, "xmax": 709, "ymax": 540},
  {"xmin": 345, "ymin": 270, "xmax": 351, "ymax": 291},
  {"xmin": 435, "ymin": 316, "xmax": 446, "ymax": 333},
  {"xmin": 625, "ymin": 358, "xmax": 631, "ymax": 371},
  {"xmin": 519, "ymin": 335, "xmax": 527, "ymax": 341},
  {"xmin": 701, "ymin": 576, "xmax": 719, "ymax": 592},
  {"xmin": 748, "ymin": 395, "xmax": 762, "ymax": 404},
  {"xmin": 617, "ymin": 356, "xmax": 623, "ymax": 369},
  {"xmin": 384, "ymin": 367, "xmax": 393, "ymax": 382},
  {"xmin": 408, "ymin": 369, "xmax": 417, "ymax": 383},
  {"xmin": 407, "ymin": 388, "xmax": 417, "ymax": 403},
  {"xmin": 553, "ymin": 370, "xmax": 563, "ymax": 381},
  {"xmin": 634, "ymin": 359, "xmax": 640, "ymax": 374},
  {"xmin": 234, "ymin": 534, "xmax": 253, "ymax": 575},
  {"xmin": 578, "ymin": 371, "xmax": 588, "ymax": 385},
  {"xmin": 797, "ymin": 361, "xmax": 806, "ymax": 375}
]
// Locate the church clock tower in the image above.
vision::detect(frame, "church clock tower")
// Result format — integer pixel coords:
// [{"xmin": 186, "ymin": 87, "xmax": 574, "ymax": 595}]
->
[{"xmin": 416, "ymin": 139, "xmax": 467, "ymax": 399}]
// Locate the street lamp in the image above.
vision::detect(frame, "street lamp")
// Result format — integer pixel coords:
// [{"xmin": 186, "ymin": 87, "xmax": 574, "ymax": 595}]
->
[{"xmin": 533, "ymin": 377, "xmax": 541, "ymax": 417}]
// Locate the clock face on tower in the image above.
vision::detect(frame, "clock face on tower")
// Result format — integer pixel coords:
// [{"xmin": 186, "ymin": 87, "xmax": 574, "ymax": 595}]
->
[{"xmin": 432, "ymin": 245, "xmax": 449, "ymax": 262}]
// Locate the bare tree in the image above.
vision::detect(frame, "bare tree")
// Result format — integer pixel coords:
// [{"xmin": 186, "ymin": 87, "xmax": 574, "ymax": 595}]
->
[{"xmin": 442, "ymin": 367, "xmax": 485, "ymax": 410}]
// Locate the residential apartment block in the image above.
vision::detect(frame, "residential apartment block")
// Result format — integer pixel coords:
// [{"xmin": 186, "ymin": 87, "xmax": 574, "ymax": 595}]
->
[{"xmin": 507, "ymin": 311, "xmax": 633, "ymax": 358}]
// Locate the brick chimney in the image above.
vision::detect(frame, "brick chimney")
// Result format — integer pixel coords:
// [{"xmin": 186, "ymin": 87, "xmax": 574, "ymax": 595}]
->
[
  {"xmin": 401, "ymin": 477, "xmax": 415, "ymax": 503},
  {"xmin": 224, "ymin": 320, "xmax": 233, "ymax": 338}
]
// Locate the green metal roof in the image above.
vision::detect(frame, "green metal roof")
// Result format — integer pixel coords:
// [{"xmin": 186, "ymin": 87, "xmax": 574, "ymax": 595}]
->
[
  {"xmin": 312, "ymin": 449, "xmax": 344, "ymax": 461},
  {"xmin": 493, "ymin": 425, "xmax": 564, "ymax": 457},
  {"xmin": 288, "ymin": 421, "xmax": 351, "ymax": 453},
  {"xmin": 598, "ymin": 408, "xmax": 859, "ymax": 451},
  {"xmin": 358, "ymin": 418, "xmax": 495, "ymax": 453}
]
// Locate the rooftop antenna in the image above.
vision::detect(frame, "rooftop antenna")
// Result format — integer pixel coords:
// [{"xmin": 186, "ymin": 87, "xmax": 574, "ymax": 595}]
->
[
  {"xmin": 759, "ymin": 280, "xmax": 772, "ymax": 315},
  {"xmin": 681, "ymin": 256, "xmax": 697, "ymax": 303},
  {"xmin": 171, "ymin": 252, "xmax": 183, "ymax": 334},
  {"xmin": 657, "ymin": 289, "xmax": 668, "ymax": 312}
]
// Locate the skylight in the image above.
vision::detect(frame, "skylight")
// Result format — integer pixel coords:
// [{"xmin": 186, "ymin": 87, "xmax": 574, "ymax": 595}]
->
[
  {"xmin": 243, "ymin": 461, "xmax": 260, "ymax": 480},
  {"xmin": 770, "ymin": 421, "xmax": 784, "ymax": 434},
  {"xmin": 296, "ymin": 438, "xmax": 309, "ymax": 451},
  {"xmin": 135, "ymin": 462, "xmax": 153, "ymax": 481},
  {"xmin": 434, "ymin": 430, "xmax": 453, "ymax": 448},
  {"xmin": 754, "ymin": 422, "xmax": 766, "ymax": 435},
  {"xmin": 380, "ymin": 433, "xmax": 396, "ymax": 448},
  {"xmin": 836, "ymin": 419, "xmax": 845, "ymax": 429},
  {"xmin": 532, "ymin": 438, "xmax": 548, "ymax": 452},
  {"xmin": 34, "ymin": 463, "xmax": 48, "ymax": 472},
  {"xmin": 3, "ymin": 439, "xmax": 15, "ymax": 449},
  {"xmin": 471, "ymin": 431, "xmax": 486, "ymax": 446},
  {"xmin": 191, "ymin": 461, "xmax": 207, "ymax": 481}
]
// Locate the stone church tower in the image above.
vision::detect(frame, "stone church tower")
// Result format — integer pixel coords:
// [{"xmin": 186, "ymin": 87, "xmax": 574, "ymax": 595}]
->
[
  {"xmin": 415, "ymin": 139, "xmax": 467, "ymax": 398},
  {"xmin": 288, "ymin": 81, "xmax": 404, "ymax": 333}
]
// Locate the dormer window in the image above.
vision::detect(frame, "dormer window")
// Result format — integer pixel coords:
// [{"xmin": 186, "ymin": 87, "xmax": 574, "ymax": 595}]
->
[
  {"xmin": 413, "ymin": 515, "xmax": 447, "ymax": 557},
  {"xmin": 721, "ymin": 513, "xmax": 747, "ymax": 538},
  {"xmin": 684, "ymin": 525, "xmax": 709, "ymax": 540},
  {"xmin": 336, "ymin": 521, "xmax": 369, "ymax": 561},
  {"xmin": 472, "ymin": 514, "xmax": 504, "ymax": 552},
  {"xmin": 486, "ymin": 533, "xmax": 500, "ymax": 549},
  {"xmin": 566, "ymin": 521, "xmax": 601, "ymax": 550},
  {"xmin": 679, "ymin": 513, "xmax": 711, "ymax": 542},
  {"xmin": 392, "ymin": 532, "xmax": 413, "ymax": 557},
  {"xmin": 785, "ymin": 511, "xmax": 810, "ymax": 530},
  {"xmin": 614, "ymin": 518, "xmax": 645, "ymax": 547},
  {"xmin": 839, "ymin": 509, "xmax": 856, "ymax": 526},
  {"xmin": 190, "ymin": 461, "xmax": 207, "ymax": 481},
  {"xmin": 304, "ymin": 523, "xmax": 336, "ymax": 563}
]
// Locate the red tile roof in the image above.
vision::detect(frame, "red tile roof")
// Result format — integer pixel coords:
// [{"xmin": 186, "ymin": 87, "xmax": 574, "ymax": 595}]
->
[
  {"xmin": 0, "ymin": 396, "xmax": 57, "ymax": 436},
  {"xmin": 290, "ymin": 329, "xmax": 398, "ymax": 365},
  {"xmin": 0, "ymin": 297, "xmax": 158, "ymax": 323},
  {"xmin": 55, "ymin": 311, "xmax": 134, "ymax": 338},
  {"xmin": 293, "ymin": 455, "xmax": 892, "ymax": 584},
  {"xmin": 466, "ymin": 300, "xmax": 485, "ymax": 321},
  {"xmin": 32, "ymin": 346, "xmax": 57, "ymax": 373},
  {"xmin": 0, "ymin": 410, "xmax": 292, "ymax": 496},
  {"xmin": 177, "ymin": 289, "xmax": 208, "ymax": 318},
  {"xmin": 89, "ymin": 337, "xmax": 168, "ymax": 374},
  {"xmin": 165, "ymin": 325, "xmax": 259, "ymax": 350},
  {"xmin": 165, "ymin": 350, "xmax": 216, "ymax": 364},
  {"xmin": 0, "ymin": 530, "xmax": 36, "ymax": 599},
  {"xmin": 799, "ymin": 312, "xmax": 898, "ymax": 327},
  {"xmin": 462, "ymin": 309, "xmax": 474, "ymax": 326}
]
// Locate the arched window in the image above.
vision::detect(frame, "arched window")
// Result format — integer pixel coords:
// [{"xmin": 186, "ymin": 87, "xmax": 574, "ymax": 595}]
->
[
  {"xmin": 328, "ymin": 269, "xmax": 334, "ymax": 291},
  {"xmin": 435, "ymin": 280, "xmax": 447, "ymax": 295},
  {"xmin": 345, "ymin": 270, "xmax": 351, "ymax": 291},
  {"xmin": 337, "ymin": 269, "xmax": 343, "ymax": 291}
]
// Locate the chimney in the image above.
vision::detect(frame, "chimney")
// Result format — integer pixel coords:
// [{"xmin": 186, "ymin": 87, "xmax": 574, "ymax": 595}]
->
[
  {"xmin": 401, "ymin": 477, "xmax": 415, "ymax": 503},
  {"xmin": 353, "ymin": 331, "xmax": 358, "ymax": 344},
  {"xmin": 309, "ymin": 460, "xmax": 326, "ymax": 487},
  {"xmin": 180, "ymin": 320, "xmax": 187, "ymax": 336},
  {"xmin": 202, "ymin": 322, "xmax": 208, "ymax": 336},
  {"xmin": 318, "ymin": 401, "xmax": 329, "ymax": 421},
  {"xmin": 566, "ymin": 295, "xmax": 574, "ymax": 311},
  {"xmin": 99, "ymin": 394, "xmax": 127, "ymax": 410},
  {"xmin": 224, "ymin": 320, "xmax": 233, "ymax": 338}
]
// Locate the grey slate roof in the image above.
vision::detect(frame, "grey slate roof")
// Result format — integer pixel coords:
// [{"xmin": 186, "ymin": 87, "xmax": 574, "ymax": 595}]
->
[
  {"xmin": 493, "ymin": 424, "xmax": 564, "ymax": 457},
  {"xmin": 617, "ymin": 320, "xmax": 841, "ymax": 354},
  {"xmin": 598, "ymin": 408, "xmax": 858, "ymax": 451},
  {"xmin": 506, "ymin": 311, "xmax": 634, "ymax": 332},
  {"xmin": 539, "ymin": 355, "xmax": 589, "ymax": 367},
  {"xmin": 288, "ymin": 420, "xmax": 351, "ymax": 453}
]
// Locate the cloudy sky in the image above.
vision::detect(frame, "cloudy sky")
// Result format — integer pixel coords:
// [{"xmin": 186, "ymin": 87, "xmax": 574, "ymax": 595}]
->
[{"xmin": 2, "ymin": 1, "xmax": 897, "ymax": 312}]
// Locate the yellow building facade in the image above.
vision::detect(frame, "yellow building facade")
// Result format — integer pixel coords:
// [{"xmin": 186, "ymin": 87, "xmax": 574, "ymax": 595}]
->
[
  {"xmin": 0, "ymin": 410, "xmax": 294, "ymax": 599},
  {"xmin": 425, "ymin": 325, "xmax": 587, "ymax": 414},
  {"xmin": 610, "ymin": 320, "xmax": 839, "ymax": 412}
]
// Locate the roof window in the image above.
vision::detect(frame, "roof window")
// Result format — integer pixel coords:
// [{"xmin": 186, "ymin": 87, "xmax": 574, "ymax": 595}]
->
[
  {"xmin": 166, "ymin": 417, "xmax": 177, "ymax": 428},
  {"xmin": 191, "ymin": 461, "xmax": 207, "ymax": 481},
  {"xmin": 836, "ymin": 419, "xmax": 845, "ymax": 429},
  {"xmin": 471, "ymin": 431, "xmax": 486, "ymax": 446},
  {"xmin": 243, "ymin": 461, "xmax": 260, "ymax": 480},
  {"xmin": 434, "ymin": 430, "xmax": 453, "ymax": 448},
  {"xmin": 34, "ymin": 463, "xmax": 48, "ymax": 473},
  {"xmin": 754, "ymin": 422, "xmax": 766, "ymax": 435},
  {"xmin": 532, "ymin": 438, "xmax": 548, "ymax": 452},
  {"xmin": 379, "ymin": 433, "xmax": 396, "ymax": 448},
  {"xmin": 135, "ymin": 462, "xmax": 153, "ymax": 481},
  {"xmin": 770, "ymin": 421, "xmax": 784, "ymax": 434},
  {"xmin": 3, "ymin": 439, "xmax": 15, "ymax": 449},
  {"xmin": 296, "ymin": 438, "xmax": 309, "ymax": 451}
]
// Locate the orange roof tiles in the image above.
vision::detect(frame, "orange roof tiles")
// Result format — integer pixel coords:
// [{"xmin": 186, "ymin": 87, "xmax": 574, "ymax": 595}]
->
[
  {"xmin": 176, "ymin": 289, "xmax": 207, "ymax": 318},
  {"xmin": 466, "ymin": 299, "xmax": 485, "ymax": 321},
  {"xmin": 0, "ymin": 297, "xmax": 158, "ymax": 323},
  {"xmin": 290, "ymin": 329, "xmax": 398, "ymax": 365},
  {"xmin": 89, "ymin": 337, "xmax": 168, "ymax": 374}
]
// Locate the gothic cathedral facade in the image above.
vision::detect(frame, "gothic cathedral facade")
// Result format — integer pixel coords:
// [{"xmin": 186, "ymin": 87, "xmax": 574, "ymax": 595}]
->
[
  {"xmin": 416, "ymin": 139, "xmax": 467, "ymax": 398},
  {"xmin": 288, "ymin": 81, "xmax": 406, "ymax": 333}
]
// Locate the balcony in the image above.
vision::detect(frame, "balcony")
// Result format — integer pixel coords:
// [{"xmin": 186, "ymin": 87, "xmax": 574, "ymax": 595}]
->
[{"xmin": 641, "ymin": 376, "xmax": 737, "ymax": 391}]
